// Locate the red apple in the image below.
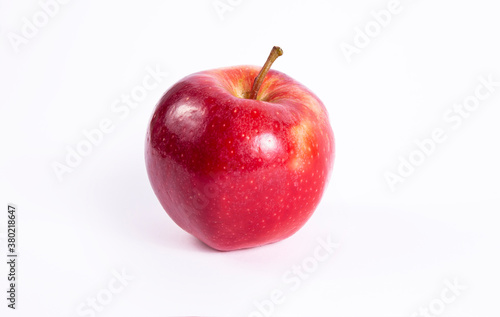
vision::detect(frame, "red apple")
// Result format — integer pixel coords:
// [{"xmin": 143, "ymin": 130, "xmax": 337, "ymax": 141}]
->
[{"xmin": 145, "ymin": 47, "xmax": 334, "ymax": 251}]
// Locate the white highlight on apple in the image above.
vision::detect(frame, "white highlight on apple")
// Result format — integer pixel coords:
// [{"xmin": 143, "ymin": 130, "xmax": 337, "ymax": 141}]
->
[
  {"xmin": 253, "ymin": 133, "xmax": 280, "ymax": 160},
  {"xmin": 248, "ymin": 234, "xmax": 340, "ymax": 317},
  {"xmin": 340, "ymin": 0, "xmax": 403, "ymax": 63},
  {"xmin": 166, "ymin": 101, "xmax": 207, "ymax": 143},
  {"xmin": 51, "ymin": 65, "xmax": 168, "ymax": 182},
  {"xmin": 76, "ymin": 268, "xmax": 134, "ymax": 317},
  {"xmin": 7, "ymin": 0, "xmax": 73, "ymax": 52},
  {"xmin": 411, "ymin": 278, "xmax": 466, "ymax": 317},
  {"xmin": 385, "ymin": 74, "xmax": 500, "ymax": 192},
  {"xmin": 212, "ymin": 0, "xmax": 243, "ymax": 21}
]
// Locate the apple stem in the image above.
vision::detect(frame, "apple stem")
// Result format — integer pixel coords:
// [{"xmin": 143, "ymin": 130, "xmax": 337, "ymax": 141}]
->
[{"xmin": 247, "ymin": 46, "xmax": 283, "ymax": 100}]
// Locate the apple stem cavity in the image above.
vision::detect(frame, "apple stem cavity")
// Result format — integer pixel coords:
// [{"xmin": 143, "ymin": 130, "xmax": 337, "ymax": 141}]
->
[{"xmin": 247, "ymin": 46, "xmax": 283, "ymax": 100}]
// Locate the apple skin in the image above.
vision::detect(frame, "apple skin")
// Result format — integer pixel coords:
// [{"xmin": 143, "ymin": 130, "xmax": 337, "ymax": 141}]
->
[{"xmin": 145, "ymin": 65, "xmax": 334, "ymax": 251}]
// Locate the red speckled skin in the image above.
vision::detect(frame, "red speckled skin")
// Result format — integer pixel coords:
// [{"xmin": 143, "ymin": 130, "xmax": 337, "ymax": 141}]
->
[{"xmin": 145, "ymin": 66, "xmax": 334, "ymax": 251}]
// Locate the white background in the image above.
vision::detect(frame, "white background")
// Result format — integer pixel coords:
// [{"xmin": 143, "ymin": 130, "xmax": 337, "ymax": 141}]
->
[{"xmin": 1, "ymin": 0, "xmax": 499, "ymax": 316}]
